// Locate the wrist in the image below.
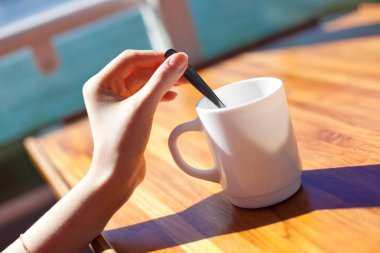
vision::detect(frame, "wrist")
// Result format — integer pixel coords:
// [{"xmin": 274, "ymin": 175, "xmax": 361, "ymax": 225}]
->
[{"xmin": 84, "ymin": 160, "xmax": 142, "ymax": 205}]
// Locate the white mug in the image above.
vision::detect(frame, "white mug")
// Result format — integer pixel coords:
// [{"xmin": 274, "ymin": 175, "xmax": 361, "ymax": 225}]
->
[{"xmin": 168, "ymin": 77, "xmax": 302, "ymax": 208}]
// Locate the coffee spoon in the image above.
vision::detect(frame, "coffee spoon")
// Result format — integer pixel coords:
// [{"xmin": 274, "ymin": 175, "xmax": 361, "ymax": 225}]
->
[{"xmin": 165, "ymin": 49, "xmax": 226, "ymax": 108}]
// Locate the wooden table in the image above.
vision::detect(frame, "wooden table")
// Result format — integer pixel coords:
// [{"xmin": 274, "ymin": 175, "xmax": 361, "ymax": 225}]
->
[{"xmin": 25, "ymin": 4, "xmax": 380, "ymax": 253}]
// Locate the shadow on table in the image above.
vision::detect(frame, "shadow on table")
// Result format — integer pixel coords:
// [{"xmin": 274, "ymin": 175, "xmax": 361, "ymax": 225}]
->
[
  {"xmin": 106, "ymin": 164, "xmax": 380, "ymax": 252},
  {"xmin": 260, "ymin": 22, "xmax": 380, "ymax": 50}
]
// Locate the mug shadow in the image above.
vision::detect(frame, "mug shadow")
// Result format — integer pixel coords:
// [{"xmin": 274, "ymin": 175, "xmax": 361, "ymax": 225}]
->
[{"xmin": 105, "ymin": 164, "xmax": 380, "ymax": 252}]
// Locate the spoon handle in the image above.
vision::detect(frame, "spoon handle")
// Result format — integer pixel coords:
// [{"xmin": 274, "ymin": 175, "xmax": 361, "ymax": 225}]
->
[{"xmin": 165, "ymin": 49, "xmax": 226, "ymax": 108}]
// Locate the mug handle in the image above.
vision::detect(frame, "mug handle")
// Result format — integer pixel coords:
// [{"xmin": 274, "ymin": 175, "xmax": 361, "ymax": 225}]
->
[{"xmin": 168, "ymin": 119, "xmax": 220, "ymax": 183}]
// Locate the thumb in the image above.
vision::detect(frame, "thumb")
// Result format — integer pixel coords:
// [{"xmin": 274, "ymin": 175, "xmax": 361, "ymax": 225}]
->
[{"xmin": 138, "ymin": 52, "xmax": 188, "ymax": 102}]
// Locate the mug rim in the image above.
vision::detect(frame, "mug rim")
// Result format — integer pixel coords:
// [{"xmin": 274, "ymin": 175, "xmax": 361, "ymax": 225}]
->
[{"xmin": 195, "ymin": 77, "xmax": 283, "ymax": 114}]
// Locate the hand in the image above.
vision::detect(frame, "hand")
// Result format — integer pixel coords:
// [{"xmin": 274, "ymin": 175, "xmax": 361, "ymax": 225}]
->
[
  {"xmin": 82, "ymin": 50, "xmax": 188, "ymax": 200},
  {"xmin": 3, "ymin": 50, "xmax": 189, "ymax": 253}
]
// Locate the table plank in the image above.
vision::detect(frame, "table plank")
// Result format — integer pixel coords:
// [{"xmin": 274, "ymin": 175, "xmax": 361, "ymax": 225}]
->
[{"xmin": 25, "ymin": 5, "xmax": 380, "ymax": 253}]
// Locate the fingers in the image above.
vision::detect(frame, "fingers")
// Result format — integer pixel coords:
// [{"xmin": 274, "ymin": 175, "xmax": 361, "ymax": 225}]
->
[
  {"xmin": 160, "ymin": 91, "xmax": 178, "ymax": 102},
  {"xmin": 174, "ymin": 76, "xmax": 188, "ymax": 86},
  {"xmin": 84, "ymin": 50, "xmax": 188, "ymax": 110},
  {"xmin": 98, "ymin": 50, "xmax": 165, "ymax": 82},
  {"xmin": 137, "ymin": 52, "xmax": 188, "ymax": 104},
  {"xmin": 124, "ymin": 69, "xmax": 188, "ymax": 93},
  {"xmin": 123, "ymin": 68, "xmax": 156, "ymax": 94}
]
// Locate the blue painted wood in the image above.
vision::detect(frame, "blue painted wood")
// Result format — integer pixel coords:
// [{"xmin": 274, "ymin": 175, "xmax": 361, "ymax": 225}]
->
[
  {"xmin": 187, "ymin": 0, "xmax": 367, "ymax": 59},
  {"xmin": 0, "ymin": 9, "xmax": 151, "ymax": 144}
]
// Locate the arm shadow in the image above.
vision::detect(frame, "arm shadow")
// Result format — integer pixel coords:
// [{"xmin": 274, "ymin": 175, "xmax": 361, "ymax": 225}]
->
[{"xmin": 105, "ymin": 164, "xmax": 380, "ymax": 252}]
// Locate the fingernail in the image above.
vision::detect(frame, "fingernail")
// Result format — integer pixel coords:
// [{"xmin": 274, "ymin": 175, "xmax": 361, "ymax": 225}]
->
[{"xmin": 168, "ymin": 53, "xmax": 188, "ymax": 72}]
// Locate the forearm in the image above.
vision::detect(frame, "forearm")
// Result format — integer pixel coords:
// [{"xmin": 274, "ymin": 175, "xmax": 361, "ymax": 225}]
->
[
  {"xmin": 5, "ymin": 169, "xmax": 129, "ymax": 253},
  {"xmin": 3, "ymin": 50, "xmax": 186, "ymax": 253}
]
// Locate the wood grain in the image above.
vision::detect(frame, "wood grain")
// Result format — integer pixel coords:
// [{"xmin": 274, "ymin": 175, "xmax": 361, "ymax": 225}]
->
[{"xmin": 25, "ymin": 5, "xmax": 380, "ymax": 253}]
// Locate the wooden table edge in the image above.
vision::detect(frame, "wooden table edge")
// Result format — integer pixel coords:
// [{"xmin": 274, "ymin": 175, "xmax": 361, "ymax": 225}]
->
[{"xmin": 23, "ymin": 137, "xmax": 116, "ymax": 253}]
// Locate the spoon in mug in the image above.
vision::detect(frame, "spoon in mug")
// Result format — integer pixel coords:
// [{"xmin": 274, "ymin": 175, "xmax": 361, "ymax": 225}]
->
[{"xmin": 164, "ymin": 49, "xmax": 226, "ymax": 108}]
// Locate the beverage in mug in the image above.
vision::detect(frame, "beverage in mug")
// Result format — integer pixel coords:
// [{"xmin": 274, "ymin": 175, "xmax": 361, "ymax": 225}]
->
[{"xmin": 169, "ymin": 77, "xmax": 302, "ymax": 208}]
